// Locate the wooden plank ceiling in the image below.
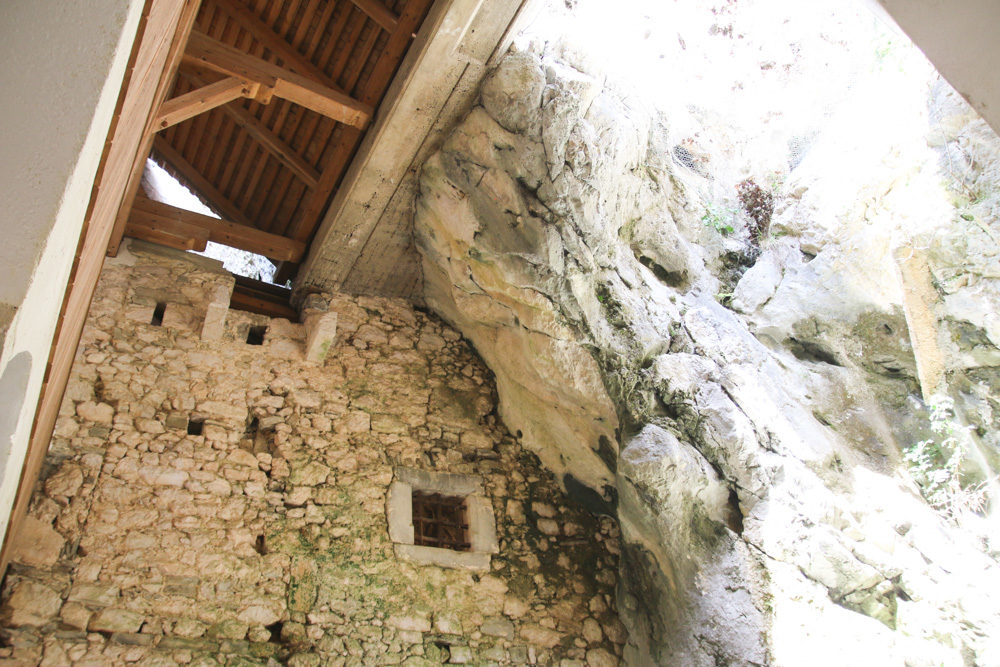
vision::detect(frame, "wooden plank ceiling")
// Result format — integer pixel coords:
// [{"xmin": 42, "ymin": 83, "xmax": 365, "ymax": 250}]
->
[{"xmin": 112, "ymin": 0, "xmax": 435, "ymax": 298}]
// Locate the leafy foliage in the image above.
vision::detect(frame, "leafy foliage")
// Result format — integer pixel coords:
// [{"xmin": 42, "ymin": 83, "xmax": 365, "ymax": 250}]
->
[
  {"xmin": 702, "ymin": 202, "xmax": 736, "ymax": 235},
  {"xmin": 904, "ymin": 397, "xmax": 992, "ymax": 522}
]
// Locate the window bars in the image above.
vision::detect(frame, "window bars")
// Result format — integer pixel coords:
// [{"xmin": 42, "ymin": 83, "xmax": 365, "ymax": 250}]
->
[{"xmin": 411, "ymin": 492, "xmax": 471, "ymax": 552}]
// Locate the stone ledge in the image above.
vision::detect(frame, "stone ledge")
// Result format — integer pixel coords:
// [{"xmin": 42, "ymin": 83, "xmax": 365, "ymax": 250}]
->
[
  {"xmin": 396, "ymin": 467, "xmax": 482, "ymax": 496},
  {"xmin": 394, "ymin": 544, "xmax": 491, "ymax": 571}
]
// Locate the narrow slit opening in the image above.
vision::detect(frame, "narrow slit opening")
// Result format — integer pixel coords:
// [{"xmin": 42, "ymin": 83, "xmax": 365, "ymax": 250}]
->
[{"xmin": 151, "ymin": 302, "xmax": 166, "ymax": 326}]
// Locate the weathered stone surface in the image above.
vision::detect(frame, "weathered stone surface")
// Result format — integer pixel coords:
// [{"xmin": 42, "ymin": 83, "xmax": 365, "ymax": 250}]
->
[
  {"xmin": 387, "ymin": 614, "xmax": 431, "ymax": 633},
  {"xmin": 519, "ymin": 624, "xmax": 562, "ymax": 648},
  {"xmin": 10, "ymin": 516, "xmax": 64, "ymax": 568},
  {"xmin": 236, "ymin": 605, "xmax": 280, "ymax": 626},
  {"xmin": 481, "ymin": 51, "xmax": 546, "ymax": 135},
  {"xmin": 44, "ymin": 464, "xmax": 84, "ymax": 498},
  {"xmin": 76, "ymin": 401, "xmax": 113, "ymax": 424},
  {"xmin": 413, "ymin": 40, "xmax": 1000, "ymax": 667},
  {"xmin": 89, "ymin": 608, "xmax": 144, "ymax": 633},
  {"xmin": 2, "ymin": 581, "xmax": 62, "ymax": 627},
  {"xmin": 481, "ymin": 616, "xmax": 514, "ymax": 639}
]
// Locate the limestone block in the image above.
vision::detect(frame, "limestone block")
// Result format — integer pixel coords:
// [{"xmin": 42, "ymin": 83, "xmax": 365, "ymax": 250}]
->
[
  {"xmin": 519, "ymin": 623, "xmax": 563, "ymax": 649},
  {"xmin": 227, "ymin": 449, "xmax": 259, "ymax": 468},
  {"xmin": 371, "ymin": 414, "xmax": 407, "ymax": 434},
  {"xmin": 161, "ymin": 303, "xmax": 196, "ymax": 331},
  {"xmin": 198, "ymin": 401, "xmax": 247, "ymax": 422},
  {"xmin": 154, "ymin": 470, "xmax": 188, "ymax": 487},
  {"xmin": 89, "ymin": 608, "xmax": 144, "ymax": 633},
  {"xmin": 582, "ymin": 618, "xmax": 603, "ymax": 644},
  {"xmin": 289, "ymin": 389, "xmax": 322, "ymax": 410},
  {"xmin": 289, "ymin": 461, "xmax": 330, "ymax": 487},
  {"xmin": 396, "ymin": 467, "xmax": 483, "ymax": 496},
  {"xmin": 201, "ymin": 285, "xmax": 232, "ymax": 341},
  {"xmin": 237, "ymin": 604, "xmax": 280, "ymax": 626},
  {"xmin": 285, "ymin": 487, "xmax": 312, "ymax": 506},
  {"xmin": 68, "ymin": 583, "xmax": 119, "ymax": 607},
  {"xmin": 386, "ymin": 481, "xmax": 414, "ymax": 545},
  {"xmin": 536, "ymin": 518, "xmax": 559, "ymax": 536},
  {"xmin": 387, "ymin": 613, "xmax": 431, "ymax": 633},
  {"xmin": 76, "ymin": 401, "xmax": 114, "ymax": 424},
  {"xmin": 894, "ymin": 245, "xmax": 946, "ymax": 398},
  {"xmin": 304, "ymin": 311, "xmax": 338, "ymax": 363},
  {"xmin": 467, "ymin": 495, "xmax": 499, "ymax": 554},
  {"xmin": 124, "ymin": 297, "xmax": 156, "ymax": 324},
  {"xmin": 59, "ymin": 602, "xmax": 92, "ymax": 630},
  {"xmin": 394, "ymin": 544, "xmax": 490, "ymax": 571},
  {"xmin": 585, "ymin": 648, "xmax": 617, "ymax": 667},
  {"xmin": 2, "ymin": 580, "xmax": 62, "ymax": 627},
  {"xmin": 434, "ymin": 613, "xmax": 462, "ymax": 635},
  {"xmin": 11, "ymin": 516, "xmax": 64, "ymax": 568},
  {"xmin": 164, "ymin": 413, "xmax": 189, "ymax": 430},
  {"xmin": 480, "ymin": 616, "xmax": 514, "ymax": 639},
  {"xmin": 449, "ymin": 646, "xmax": 473, "ymax": 663},
  {"xmin": 135, "ymin": 418, "xmax": 165, "ymax": 434},
  {"xmin": 480, "ymin": 51, "xmax": 545, "ymax": 134}
]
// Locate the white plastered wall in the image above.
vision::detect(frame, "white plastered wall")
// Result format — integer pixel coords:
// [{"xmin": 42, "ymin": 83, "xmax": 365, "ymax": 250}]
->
[
  {"xmin": 0, "ymin": 0, "xmax": 146, "ymax": 542},
  {"xmin": 870, "ymin": 0, "xmax": 1000, "ymax": 136}
]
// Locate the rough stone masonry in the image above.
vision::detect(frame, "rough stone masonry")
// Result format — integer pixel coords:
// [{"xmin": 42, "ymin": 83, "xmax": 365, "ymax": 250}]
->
[{"xmin": 0, "ymin": 242, "xmax": 625, "ymax": 666}]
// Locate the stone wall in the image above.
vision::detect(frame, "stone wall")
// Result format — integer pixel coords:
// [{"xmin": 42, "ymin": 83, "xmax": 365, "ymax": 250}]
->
[{"xmin": 0, "ymin": 243, "xmax": 624, "ymax": 666}]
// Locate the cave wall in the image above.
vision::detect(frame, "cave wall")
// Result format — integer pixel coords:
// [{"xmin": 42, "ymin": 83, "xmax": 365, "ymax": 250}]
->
[{"xmin": 413, "ymin": 45, "xmax": 1000, "ymax": 665}]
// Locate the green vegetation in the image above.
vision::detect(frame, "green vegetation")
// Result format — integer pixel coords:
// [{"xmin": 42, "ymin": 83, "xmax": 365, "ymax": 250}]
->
[
  {"xmin": 904, "ymin": 396, "xmax": 991, "ymax": 522},
  {"xmin": 701, "ymin": 202, "xmax": 736, "ymax": 235}
]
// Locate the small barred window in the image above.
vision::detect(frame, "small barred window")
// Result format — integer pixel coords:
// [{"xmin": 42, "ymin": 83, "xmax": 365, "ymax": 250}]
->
[{"xmin": 411, "ymin": 492, "xmax": 470, "ymax": 552}]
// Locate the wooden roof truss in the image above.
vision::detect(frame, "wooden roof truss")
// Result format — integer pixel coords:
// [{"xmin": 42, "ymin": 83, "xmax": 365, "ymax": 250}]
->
[{"xmin": 110, "ymin": 0, "xmax": 435, "ymax": 292}]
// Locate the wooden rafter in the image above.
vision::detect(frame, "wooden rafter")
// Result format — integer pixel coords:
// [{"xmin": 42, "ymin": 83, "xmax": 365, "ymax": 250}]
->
[
  {"xmin": 126, "ymin": 203, "xmax": 210, "ymax": 251},
  {"xmin": 179, "ymin": 70, "xmax": 320, "ymax": 187},
  {"xmin": 209, "ymin": 0, "xmax": 343, "ymax": 91},
  {"xmin": 275, "ymin": 0, "xmax": 433, "ymax": 283},
  {"xmin": 347, "ymin": 0, "xmax": 400, "ymax": 33},
  {"xmin": 107, "ymin": 3, "xmax": 204, "ymax": 259},
  {"xmin": 155, "ymin": 76, "xmax": 253, "ymax": 130},
  {"xmin": 183, "ymin": 30, "xmax": 373, "ymax": 128},
  {"xmin": 153, "ymin": 134, "xmax": 254, "ymax": 228},
  {"xmin": 127, "ymin": 195, "xmax": 305, "ymax": 262}
]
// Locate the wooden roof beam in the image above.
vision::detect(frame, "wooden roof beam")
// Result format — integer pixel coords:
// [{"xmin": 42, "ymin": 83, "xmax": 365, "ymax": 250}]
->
[
  {"xmin": 274, "ymin": 0, "xmax": 432, "ymax": 285},
  {"xmin": 125, "ymin": 204, "xmax": 210, "ymax": 251},
  {"xmin": 155, "ymin": 76, "xmax": 254, "ymax": 130},
  {"xmin": 129, "ymin": 195, "xmax": 306, "ymax": 262},
  {"xmin": 183, "ymin": 30, "xmax": 373, "ymax": 128},
  {"xmin": 348, "ymin": 0, "xmax": 400, "ymax": 33},
  {"xmin": 179, "ymin": 70, "xmax": 320, "ymax": 188},
  {"xmin": 209, "ymin": 0, "xmax": 343, "ymax": 91}
]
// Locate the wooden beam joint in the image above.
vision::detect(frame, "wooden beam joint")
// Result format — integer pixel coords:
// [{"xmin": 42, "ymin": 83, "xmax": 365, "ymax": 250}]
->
[
  {"xmin": 348, "ymin": 0, "xmax": 400, "ymax": 33},
  {"xmin": 182, "ymin": 30, "xmax": 373, "ymax": 128},
  {"xmin": 155, "ymin": 76, "xmax": 252, "ymax": 130},
  {"xmin": 177, "ymin": 70, "xmax": 320, "ymax": 188}
]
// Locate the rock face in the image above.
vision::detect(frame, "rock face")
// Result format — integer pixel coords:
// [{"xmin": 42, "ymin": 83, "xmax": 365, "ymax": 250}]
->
[
  {"xmin": 414, "ymin": 45, "xmax": 1000, "ymax": 665},
  {"xmin": 0, "ymin": 245, "xmax": 624, "ymax": 664}
]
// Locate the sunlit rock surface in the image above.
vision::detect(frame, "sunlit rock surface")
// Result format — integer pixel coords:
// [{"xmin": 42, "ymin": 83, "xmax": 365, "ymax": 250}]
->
[{"xmin": 414, "ymin": 39, "xmax": 1000, "ymax": 665}]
